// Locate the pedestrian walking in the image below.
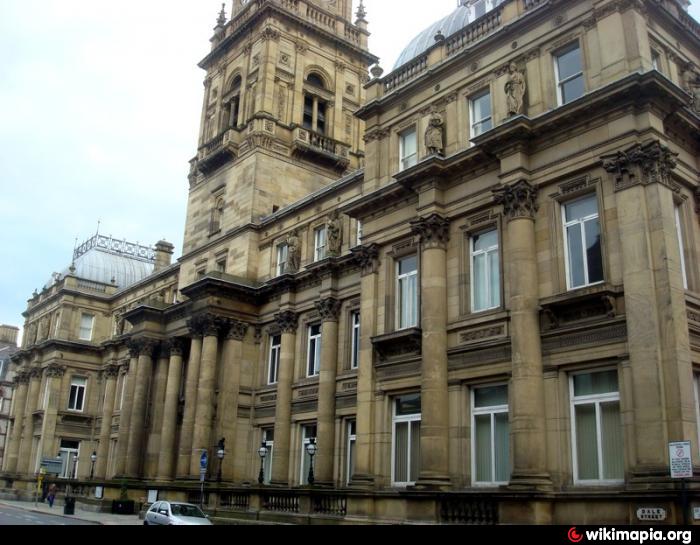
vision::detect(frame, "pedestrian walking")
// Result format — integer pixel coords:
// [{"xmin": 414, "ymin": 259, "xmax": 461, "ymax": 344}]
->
[{"xmin": 47, "ymin": 483, "xmax": 57, "ymax": 508}]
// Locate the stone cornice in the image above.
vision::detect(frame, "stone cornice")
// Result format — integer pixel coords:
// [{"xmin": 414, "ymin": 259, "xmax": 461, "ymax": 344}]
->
[
  {"xmin": 410, "ymin": 214, "xmax": 451, "ymax": 250},
  {"xmin": 493, "ymin": 180, "xmax": 539, "ymax": 222}
]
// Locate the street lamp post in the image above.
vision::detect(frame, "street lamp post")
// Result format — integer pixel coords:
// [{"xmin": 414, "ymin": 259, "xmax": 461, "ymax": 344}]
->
[
  {"xmin": 258, "ymin": 441, "xmax": 268, "ymax": 485},
  {"xmin": 90, "ymin": 451, "xmax": 97, "ymax": 481},
  {"xmin": 216, "ymin": 438, "xmax": 225, "ymax": 483},
  {"xmin": 305, "ymin": 438, "xmax": 317, "ymax": 486}
]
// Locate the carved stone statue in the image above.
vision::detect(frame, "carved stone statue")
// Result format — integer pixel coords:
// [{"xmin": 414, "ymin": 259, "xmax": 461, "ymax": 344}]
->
[
  {"xmin": 287, "ymin": 229, "xmax": 301, "ymax": 273},
  {"xmin": 327, "ymin": 210, "xmax": 343, "ymax": 257},
  {"xmin": 425, "ymin": 110, "xmax": 445, "ymax": 156},
  {"xmin": 505, "ymin": 62, "xmax": 527, "ymax": 116}
]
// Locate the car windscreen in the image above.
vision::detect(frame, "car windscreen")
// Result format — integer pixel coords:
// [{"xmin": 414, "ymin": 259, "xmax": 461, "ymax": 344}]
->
[{"xmin": 170, "ymin": 504, "xmax": 206, "ymax": 518}]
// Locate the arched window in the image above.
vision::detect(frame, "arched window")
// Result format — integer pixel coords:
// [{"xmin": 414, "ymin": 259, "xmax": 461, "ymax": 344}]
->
[
  {"xmin": 223, "ymin": 75, "xmax": 242, "ymax": 129},
  {"xmin": 303, "ymin": 73, "xmax": 328, "ymax": 135}
]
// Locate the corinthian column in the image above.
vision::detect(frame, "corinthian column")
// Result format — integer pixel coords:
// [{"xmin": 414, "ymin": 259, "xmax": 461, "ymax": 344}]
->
[
  {"xmin": 95, "ymin": 364, "xmax": 120, "ymax": 480},
  {"xmin": 271, "ymin": 311, "xmax": 298, "ymax": 486},
  {"xmin": 5, "ymin": 371, "xmax": 30, "ymax": 474},
  {"xmin": 115, "ymin": 351, "xmax": 138, "ymax": 477},
  {"xmin": 494, "ymin": 179, "xmax": 550, "ymax": 488},
  {"xmin": 190, "ymin": 315, "xmax": 222, "ymax": 478},
  {"xmin": 157, "ymin": 339, "xmax": 184, "ymax": 481},
  {"xmin": 349, "ymin": 244, "xmax": 380, "ymax": 488},
  {"xmin": 177, "ymin": 326, "xmax": 204, "ymax": 478},
  {"xmin": 38, "ymin": 364, "xmax": 67, "ymax": 465},
  {"xmin": 126, "ymin": 338, "xmax": 157, "ymax": 478},
  {"xmin": 315, "ymin": 297, "xmax": 341, "ymax": 486},
  {"xmin": 410, "ymin": 214, "xmax": 451, "ymax": 488},
  {"xmin": 17, "ymin": 366, "xmax": 43, "ymax": 476}
]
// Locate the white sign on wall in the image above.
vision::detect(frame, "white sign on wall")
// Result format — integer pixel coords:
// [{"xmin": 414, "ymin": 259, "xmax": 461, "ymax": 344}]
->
[{"xmin": 669, "ymin": 441, "xmax": 693, "ymax": 479}]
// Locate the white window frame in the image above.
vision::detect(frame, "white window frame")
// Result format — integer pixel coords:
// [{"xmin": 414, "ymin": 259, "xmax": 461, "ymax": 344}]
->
[
  {"xmin": 262, "ymin": 429, "xmax": 274, "ymax": 485},
  {"xmin": 78, "ymin": 313, "xmax": 95, "ymax": 341},
  {"xmin": 346, "ymin": 420, "xmax": 357, "ymax": 485},
  {"xmin": 356, "ymin": 221, "xmax": 363, "ymax": 246},
  {"xmin": 307, "ymin": 324, "xmax": 322, "ymax": 378},
  {"xmin": 396, "ymin": 256, "xmax": 419, "ymax": 330},
  {"xmin": 562, "ymin": 194, "xmax": 604, "ymax": 291},
  {"xmin": 68, "ymin": 376, "xmax": 87, "ymax": 413},
  {"xmin": 470, "ymin": 228, "xmax": 501, "ymax": 313},
  {"xmin": 651, "ymin": 49, "xmax": 661, "ymax": 72},
  {"xmin": 399, "ymin": 127, "xmax": 417, "ymax": 172},
  {"xmin": 676, "ymin": 206, "xmax": 689, "ymax": 290},
  {"xmin": 569, "ymin": 369, "xmax": 624, "ymax": 486},
  {"xmin": 554, "ymin": 42, "xmax": 584, "ymax": 106},
  {"xmin": 471, "ymin": 384, "xmax": 509, "ymax": 487},
  {"xmin": 300, "ymin": 424, "xmax": 317, "ymax": 485},
  {"xmin": 469, "ymin": 89, "xmax": 492, "ymax": 141},
  {"xmin": 268, "ymin": 335, "xmax": 281, "ymax": 385},
  {"xmin": 277, "ymin": 244, "xmax": 289, "ymax": 276},
  {"xmin": 314, "ymin": 226, "xmax": 327, "ymax": 262},
  {"xmin": 391, "ymin": 396, "xmax": 421, "ymax": 487},
  {"xmin": 59, "ymin": 442, "xmax": 80, "ymax": 480},
  {"xmin": 350, "ymin": 311, "xmax": 361, "ymax": 370}
]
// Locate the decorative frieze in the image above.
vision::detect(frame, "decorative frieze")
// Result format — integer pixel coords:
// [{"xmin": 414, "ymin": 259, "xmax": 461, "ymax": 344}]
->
[
  {"xmin": 316, "ymin": 298, "xmax": 342, "ymax": 322},
  {"xmin": 275, "ymin": 311, "xmax": 299, "ymax": 334},
  {"xmin": 493, "ymin": 179, "xmax": 539, "ymax": 221},
  {"xmin": 602, "ymin": 140, "xmax": 679, "ymax": 193},
  {"xmin": 460, "ymin": 325, "xmax": 506, "ymax": 344},
  {"xmin": 410, "ymin": 213, "xmax": 451, "ymax": 250},
  {"xmin": 351, "ymin": 244, "xmax": 380, "ymax": 276}
]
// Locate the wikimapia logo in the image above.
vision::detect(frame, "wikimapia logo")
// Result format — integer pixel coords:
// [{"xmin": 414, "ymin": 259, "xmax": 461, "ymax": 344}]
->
[{"xmin": 567, "ymin": 527, "xmax": 693, "ymax": 544}]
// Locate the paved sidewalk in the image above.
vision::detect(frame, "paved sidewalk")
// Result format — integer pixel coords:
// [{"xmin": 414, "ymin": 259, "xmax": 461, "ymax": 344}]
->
[{"xmin": 0, "ymin": 499, "xmax": 143, "ymax": 525}]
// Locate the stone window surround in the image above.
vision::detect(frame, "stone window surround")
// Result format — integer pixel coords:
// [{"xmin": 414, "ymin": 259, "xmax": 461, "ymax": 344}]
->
[
  {"xmin": 550, "ymin": 36, "xmax": 587, "ymax": 108},
  {"xmin": 470, "ymin": 382, "xmax": 510, "ymax": 487},
  {"xmin": 345, "ymin": 418, "xmax": 356, "ymax": 485},
  {"xmin": 468, "ymin": 86, "xmax": 493, "ymax": 142},
  {"xmin": 385, "ymin": 239, "xmax": 420, "ymax": 334},
  {"xmin": 390, "ymin": 392, "xmax": 422, "ymax": 487},
  {"xmin": 398, "ymin": 125, "xmax": 418, "ymax": 173},
  {"xmin": 68, "ymin": 375, "xmax": 88, "ymax": 413},
  {"xmin": 78, "ymin": 313, "xmax": 95, "ymax": 342}
]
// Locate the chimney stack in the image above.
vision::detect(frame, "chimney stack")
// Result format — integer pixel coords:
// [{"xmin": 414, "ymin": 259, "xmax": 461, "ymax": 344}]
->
[
  {"xmin": 0, "ymin": 325, "xmax": 19, "ymax": 346},
  {"xmin": 154, "ymin": 240, "xmax": 175, "ymax": 272}
]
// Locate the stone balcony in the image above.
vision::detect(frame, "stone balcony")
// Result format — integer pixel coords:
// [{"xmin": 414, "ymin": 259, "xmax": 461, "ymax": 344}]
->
[
  {"xmin": 291, "ymin": 127, "xmax": 350, "ymax": 172},
  {"xmin": 196, "ymin": 128, "xmax": 241, "ymax": 175}
]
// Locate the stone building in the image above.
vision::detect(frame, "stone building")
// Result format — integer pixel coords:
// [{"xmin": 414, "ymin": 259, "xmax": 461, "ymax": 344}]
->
[
  {"xmin": 0, "ymin": 325, "xmax": 19, "ymax": 471},
  {"xmin": 2, "ymin": 0, "xmax": 700, "ymax": 525}
]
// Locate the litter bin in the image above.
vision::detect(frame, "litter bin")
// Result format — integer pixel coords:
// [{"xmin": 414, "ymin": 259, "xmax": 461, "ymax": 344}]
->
[{"xmin": 64, "ymin": 497, "xmax": 76, "ymax": 515}]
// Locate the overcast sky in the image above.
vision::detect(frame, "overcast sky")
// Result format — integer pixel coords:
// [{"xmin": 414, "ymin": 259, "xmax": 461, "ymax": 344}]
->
[{"xmin": 1, "ymin": 0, "xmax": 699, "ymax": 336}]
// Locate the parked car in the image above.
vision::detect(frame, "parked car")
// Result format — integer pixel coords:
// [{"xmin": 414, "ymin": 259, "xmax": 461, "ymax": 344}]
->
[{"xmin": 144, "ymin": 501, "xmax": 213, "ymax": 526}]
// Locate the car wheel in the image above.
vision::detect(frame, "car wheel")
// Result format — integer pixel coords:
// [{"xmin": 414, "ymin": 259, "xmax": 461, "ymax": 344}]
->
[{"xmin": 144, "ymin": 521, "xmax": 149, "ymax": 526}]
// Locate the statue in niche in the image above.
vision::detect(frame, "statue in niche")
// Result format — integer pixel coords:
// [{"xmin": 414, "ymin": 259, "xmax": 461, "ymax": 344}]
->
[
  {"xmin": 287, "ymin": 228, "xmax": 301, "ymax": 273},
  {"xmin": 327, "ymin": 210, "xmax": 343, "ymax": 257},
  {"xmin": 505, "ymin": 62, "xmax": 527, "ymax": 116},
  {"xmin": 425, "ymin": 110, "xmax": 445, "ymax": 156}
]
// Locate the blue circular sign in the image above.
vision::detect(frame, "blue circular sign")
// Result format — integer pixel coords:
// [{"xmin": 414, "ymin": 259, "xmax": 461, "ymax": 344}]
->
[{"xmin": 200, "ymin": 451, "xmax": 208, "ymax": 468}]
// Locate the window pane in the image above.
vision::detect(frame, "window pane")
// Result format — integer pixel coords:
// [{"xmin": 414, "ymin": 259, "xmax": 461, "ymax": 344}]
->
[
  {"xmin": 575, "ymin": 403, "xmax": 599, "ymax": 481},
  {"xmin": 402, "ymin": 130, "xmax": 417, "ymax": 157},
  {"xmin": 399, "ymin": 256, "xmax": 417, "ymax": 276},
  {"xmin": 561, "ymin": 75, "xmax": 585, "ymax": 104},
  {"xmin": 473, "ymin": 252, "xmax": 487, "ymax": 311},
  {"xmin": 348, "ymin": 438, "xmax": 355, "ymax": 484},
  {"xmin": 410, "ymin": 420, "xmax": 421, "ymax": 483},
  {"xmin": 474, "ymin": 229, "xmax": 498, "ymax": 252},
  {"xmin": 475, "ymin": 385, "xmax": 508, "ymax": 408},
  {"xmin": 475, "ymin": 414, "xmax": 492, "ymax": 482},
  {"xmin": 567, "ymin": 222, "xmax": 585, "ymax": 288},
  {"xmin": 396, "ymin": 394, "xmax": 421, "ymax": 416},
  {"xmin": 574, "ymin": 371, "xmax": 619, "ymax": 397},
  {"xmin": 489, "ymin": 249, "xmax": 501, "ymax": 308},
  {"xmin": 69, "ymin": 387, "xmax": 77, "ymax": 410},
  {"xmin": 601, "ymin": 401, "xmax": 624, "ymax": 480},
  {"xmin": 76, "ymin": 387, "xmax": 85, "ymax": 411},
  {"xmin": 472, "ymin": 92, "xmax": 491, "ymax": 124},
  {"xmin": 494, "ymin": 412, "xmax": 510, "ymax": 482},
  {"xmin": 565, "ymin": 195, "xmax": 598, "ymax": 222},
  {"xmin": 394, "ymin": 422, "xmax": 408, "ymax": 483},
  {"xmin": 557, "ymin": 45, "xmax": 582, "ymax": 81},
  {"xmin": 585, "ymin": 219, "xmax": 604, "ymax": 283}
]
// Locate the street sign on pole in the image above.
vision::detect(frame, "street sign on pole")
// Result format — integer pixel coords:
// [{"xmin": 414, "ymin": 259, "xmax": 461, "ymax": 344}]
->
[
  {"xmin": 669, "ymin": 441, "xmax": 693, "ymax": 479},
  {"xmin": 200, "ymin": 451, "xmax": 208, "ymax": 470}
]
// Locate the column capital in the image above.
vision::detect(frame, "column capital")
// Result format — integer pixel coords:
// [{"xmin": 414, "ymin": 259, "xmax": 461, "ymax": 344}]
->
[
  {"xmin": 188, "ymin": 313, "xmax": 223, "ymax": 338},
  {"xmin": 102, "ymin": 364, "xmax": 121, "ymax": 380},
  {"xmin": 28, "ymin": 366, "xmax": 43, "ymax": 380},
  {"xmin": 14, "ymin": 372, "xmax": 30, "ymax": 385},
  {"xmin": 275, "ymin": 311, "xmax": 299, "ymax": 334},
  {"xmin": 410, "ymin": 214, "xmax": 451, "ymax": 250},
  {"xmin": 351, "ymin": 244, "xmax": 380, "ymax": 276},
  {"xmin": 602, "ymin": 139, "xmax": 679, "ymax": 192},
  {"xmin": 316, "ymin": 298, "xmax": 342, "ymax": 322},
  {"xmin": 494, "ymin": 179, "xmax": 539, "ymax": 221},
  {"xmin": 45, "ymin": 364, "xmax": 66, "ymax": 379},
  {"xmin": 163, "ymin": 338, "xmax": 185, "ymax": 357},
  {"xmin": 226, "ymin": 320, "xmax": 250, "ymax": 341},
  {"xmin": 126, "ymin": 337, "xmax": 159, "ymax": 358}
]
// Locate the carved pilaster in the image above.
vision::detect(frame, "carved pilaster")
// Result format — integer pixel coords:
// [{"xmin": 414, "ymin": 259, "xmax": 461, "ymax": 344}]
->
[
  {"xmin": 45, "ymin": 364, "xmax": 66, "ymax": 379},
  {"xmin": 351, "ymin": 244, "xmax": 380, "ymax": 276},
  {"xmin": 227, "ymin": 320, "xmax": 250, "ymax": 342},
  {"xmin": 410, "ymin": 214, "xmax": 451, "ymax": 250},
  {"xmin": 316, "ymin": 298, "xmax": 342, "ymax": 323},
  {"xmin": 603, "ymin": 140, "xmax": 679, "ymax": 193},
  {"xmin": 493, "ymin": 179, "xmax": 539, "ymax": 221},
  {"xmin": 275, "ymin": 311, "xmax": 299, "ymax": 334}
]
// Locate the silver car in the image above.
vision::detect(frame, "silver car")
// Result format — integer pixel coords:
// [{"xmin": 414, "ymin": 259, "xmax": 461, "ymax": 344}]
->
[{"xmin": 144, "ymin": 501, "xmax": 213, "ymax": 526}]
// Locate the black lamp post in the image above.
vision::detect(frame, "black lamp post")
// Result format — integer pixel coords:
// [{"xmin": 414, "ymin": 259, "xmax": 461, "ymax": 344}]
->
[
  {"xmin": 305, "ymin": 438, "xmax": 317, "ymax": 486},
  {"xmin": 257, "ymin": 441, "xmax": 268, "ymax": 485},
  {"xmin": 216, "ymin": 438, "xmax": 225, "ymax": 483},
  {"xmin": 90, "ymin": 451, "xmax": 97, "ymax": 481}
]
